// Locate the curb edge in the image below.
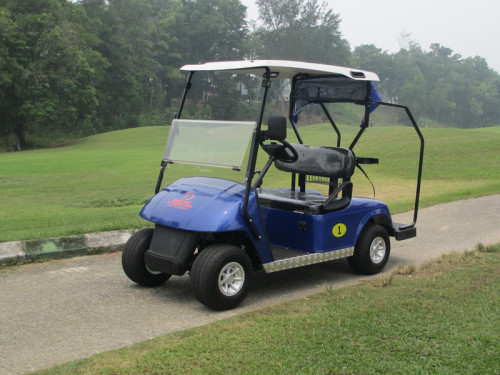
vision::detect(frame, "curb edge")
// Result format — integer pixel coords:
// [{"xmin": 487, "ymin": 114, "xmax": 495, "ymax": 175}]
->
[{"xmin": 0, "ymin": 230, "xmax": 138, "ymax": 265}]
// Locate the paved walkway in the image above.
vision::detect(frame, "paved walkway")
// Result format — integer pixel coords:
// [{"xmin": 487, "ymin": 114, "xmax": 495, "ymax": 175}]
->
[{"xmin": 1, "ymin": 195, "xmax": 499, "ymax": 375}]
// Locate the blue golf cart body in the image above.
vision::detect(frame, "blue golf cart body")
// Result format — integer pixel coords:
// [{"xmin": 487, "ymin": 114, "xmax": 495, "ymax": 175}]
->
[{"xmin": 122, "ymin": 60, "xmax": 424, "ymax": 310}]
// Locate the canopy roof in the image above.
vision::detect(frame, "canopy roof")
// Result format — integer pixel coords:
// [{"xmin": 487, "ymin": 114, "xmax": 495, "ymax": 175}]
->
[{"xmin": 180, "ymin": 60, "xmax": 379, "ymax": 81}]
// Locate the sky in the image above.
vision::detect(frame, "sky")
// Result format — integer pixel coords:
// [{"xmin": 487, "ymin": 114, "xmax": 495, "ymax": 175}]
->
[{"xmin": 241, "ymin": 0, "xmax": 500, "ymax": 73}]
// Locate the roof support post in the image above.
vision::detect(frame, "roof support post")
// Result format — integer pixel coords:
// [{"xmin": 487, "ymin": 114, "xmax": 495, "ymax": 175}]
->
[{"xmin": 242, "ymin": 68, "xmax": 272, "ymax": 240}]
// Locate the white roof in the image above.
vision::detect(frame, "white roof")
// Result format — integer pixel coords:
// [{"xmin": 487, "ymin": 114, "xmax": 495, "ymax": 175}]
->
[{"xmin": 180, "ymin": 60, "xmax": 379, "ymax": 81}]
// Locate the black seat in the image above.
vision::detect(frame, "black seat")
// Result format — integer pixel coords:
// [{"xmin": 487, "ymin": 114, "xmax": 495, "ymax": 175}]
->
[
  {"xmin": 257, "ymin": 187, "xmax": 351, "ymax": 214},
  {"xmin": 275, "ymin": 144, "xmax": 355, "ymax": 179},
  {"xmin": 258, "ymin": 116, "xmax": 354, "ymax": 214}
]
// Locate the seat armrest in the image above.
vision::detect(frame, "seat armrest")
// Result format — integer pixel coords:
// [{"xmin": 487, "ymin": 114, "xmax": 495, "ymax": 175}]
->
[{"xmin": 321, "ymin": 181, "xmax": 352, "ymax": 211}]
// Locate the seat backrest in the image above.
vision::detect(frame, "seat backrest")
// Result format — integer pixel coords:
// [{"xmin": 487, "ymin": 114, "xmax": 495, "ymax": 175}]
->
[
  {"xmin": 274, "ymin": 144, "xmax": 355, "ymax": 179},
  {"xmin": 266, "ymin": 115, "xmax": 287, "ymax": 140}
]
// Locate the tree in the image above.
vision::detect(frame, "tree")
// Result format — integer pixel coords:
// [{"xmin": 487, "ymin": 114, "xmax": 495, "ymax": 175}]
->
[
  {"xmin": 353, "ymin": 45, "xmax": 394, "ymax": 101},
  {"xmin": 147, "ymin": 0, "xmax": 185, "ymax": 116},
  {"xmin": 251, "ymin": 0, "xmax": 350, "ymax": 65},
  {"xmin": 248, "ymin": 0, "xmax": 350, "ymax": 117},
  {"xmin": 167, "ymin": 0, "xmax": 250, "ymax": 120},
  {"xmin": 0, "ymin": 0, "xmax": 104, "ymax": 150},
  {"xmin": 81, "ymin": 0, "xmax": 158, "ymax": 130},
  {"xmin": 179, "ymin": 0, "xmax": 248, "ymax": 64},
  {"xmin": 79, "ymin": 0, "xmax": 248, "ymax": 129}
]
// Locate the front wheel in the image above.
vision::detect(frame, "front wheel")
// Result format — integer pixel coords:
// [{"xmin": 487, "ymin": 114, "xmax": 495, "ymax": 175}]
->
[
  {"xmin": 348, "ymin": 224, "xmax": 390, "ymax": 275},
  {"xmin": 122, "ymin": 228, "xmax": 171, "ymax": 287},
  {"xmin": 190, "ymin": 244, "xmax": 252, "ymax": 310}
]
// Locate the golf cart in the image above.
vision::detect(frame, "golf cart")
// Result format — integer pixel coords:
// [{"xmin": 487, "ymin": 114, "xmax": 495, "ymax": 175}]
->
[{"xmin": 122, "ymin": 60, "xmax": 424, "ymax": 310}]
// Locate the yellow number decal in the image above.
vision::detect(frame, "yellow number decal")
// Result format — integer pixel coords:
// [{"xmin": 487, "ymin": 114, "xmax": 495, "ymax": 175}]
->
[{"xmin": 332, "ymin": 223, "xmax": 347, "ymax": 238}]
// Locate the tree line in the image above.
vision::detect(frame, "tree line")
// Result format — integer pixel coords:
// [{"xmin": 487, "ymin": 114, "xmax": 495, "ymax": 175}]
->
[{"xmin": 1, "ymin": 0, "xmax": 499, "ymax": 150}]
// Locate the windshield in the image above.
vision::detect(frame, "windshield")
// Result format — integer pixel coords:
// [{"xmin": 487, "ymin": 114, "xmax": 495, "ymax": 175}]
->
[{"xmin": 163, "ymin": 119, "xmax": 256, "ymax": 170}]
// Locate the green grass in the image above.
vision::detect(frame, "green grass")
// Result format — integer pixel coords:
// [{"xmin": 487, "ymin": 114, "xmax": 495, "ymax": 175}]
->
[
  {"xmin": 33, "ymin": 244, "xmax": 500, "ymax": 375},
  {"xmin": 1, "ymin": 125, "xmax": 500, "ymax": 242}
]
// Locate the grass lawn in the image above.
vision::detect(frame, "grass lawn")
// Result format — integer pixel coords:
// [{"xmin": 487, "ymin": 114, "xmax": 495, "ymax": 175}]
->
[
  {"xmin": 33, "ymin": 244, "xmax": 500, "ymax": 375},
  {"xmin": 1, "ymin": 124, "xmax": 499, "ymax": 242}
]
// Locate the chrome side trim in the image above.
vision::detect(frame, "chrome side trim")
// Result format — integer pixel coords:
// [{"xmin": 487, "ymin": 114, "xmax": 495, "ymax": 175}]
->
[{"xmin": 263, "ymin": 247, "xmax": 354, "ymax": 273}]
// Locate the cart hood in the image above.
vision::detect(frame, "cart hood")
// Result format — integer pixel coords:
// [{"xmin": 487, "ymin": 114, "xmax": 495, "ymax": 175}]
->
[{"xmin": 140, "ymin": 177, "xmax": 252, "ymax": 232}]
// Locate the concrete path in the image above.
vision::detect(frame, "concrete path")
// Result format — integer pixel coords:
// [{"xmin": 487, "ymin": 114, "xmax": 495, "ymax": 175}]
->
[{"xmin": 1, "ymin": 195, "xmax": 499, "ymax": 375}]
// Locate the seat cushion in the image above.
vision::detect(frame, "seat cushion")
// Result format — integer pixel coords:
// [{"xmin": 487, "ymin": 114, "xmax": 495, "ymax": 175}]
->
[{"xmin": 257, "ymin": 188, "xmax": 349, "ymax": 214}]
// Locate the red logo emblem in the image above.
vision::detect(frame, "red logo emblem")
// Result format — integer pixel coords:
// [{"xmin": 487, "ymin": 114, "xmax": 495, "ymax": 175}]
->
[{"xmin": 167, "ymin": 192, "xmax": 195, "ymax": 210}]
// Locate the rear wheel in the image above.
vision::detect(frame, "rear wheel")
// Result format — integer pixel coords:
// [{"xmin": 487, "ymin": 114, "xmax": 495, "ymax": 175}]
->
[
  {"xmin": 122, "ymin": 228, "xmax": 171, "ymax": 287},
  {"xmin": 348, "ymin": 224, "xmax": 390, "ymax": 275},
  {"xmin": 190, "ymin": 244, "xmax": 252, "ymax": 310}
]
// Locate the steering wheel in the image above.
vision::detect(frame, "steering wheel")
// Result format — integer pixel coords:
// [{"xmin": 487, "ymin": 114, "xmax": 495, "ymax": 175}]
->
[{"xmin": 261, "ymin": 139, "xmax": 298, "ymax": 163}]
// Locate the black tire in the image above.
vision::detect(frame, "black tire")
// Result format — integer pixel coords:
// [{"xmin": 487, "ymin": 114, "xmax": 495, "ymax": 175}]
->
[
  {"xmin": 348, "ymin": 224, "xmax": 390, "ymax": 275},
  {"xmin": 122, "ymin": 228, "xmax": 171, "ymax": 287},
  {"xmin": 190, "ymin": 244, "xmax": 252, "ymax": 310}
]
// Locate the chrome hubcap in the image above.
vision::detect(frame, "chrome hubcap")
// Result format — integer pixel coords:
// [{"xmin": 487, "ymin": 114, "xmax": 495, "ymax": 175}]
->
[
  {"xmin": 218, "ymin": 262, "xmax": 245, "ymax": 296},
  {"xmin": 370, "ymin": 237, "xmax": 386, "ymax": 264}
]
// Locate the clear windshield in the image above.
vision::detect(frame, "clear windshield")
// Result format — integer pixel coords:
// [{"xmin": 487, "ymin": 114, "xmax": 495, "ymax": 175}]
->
[{"xmin": 162, "ymin": 119, "xmax": 256, "ymax": 170}]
